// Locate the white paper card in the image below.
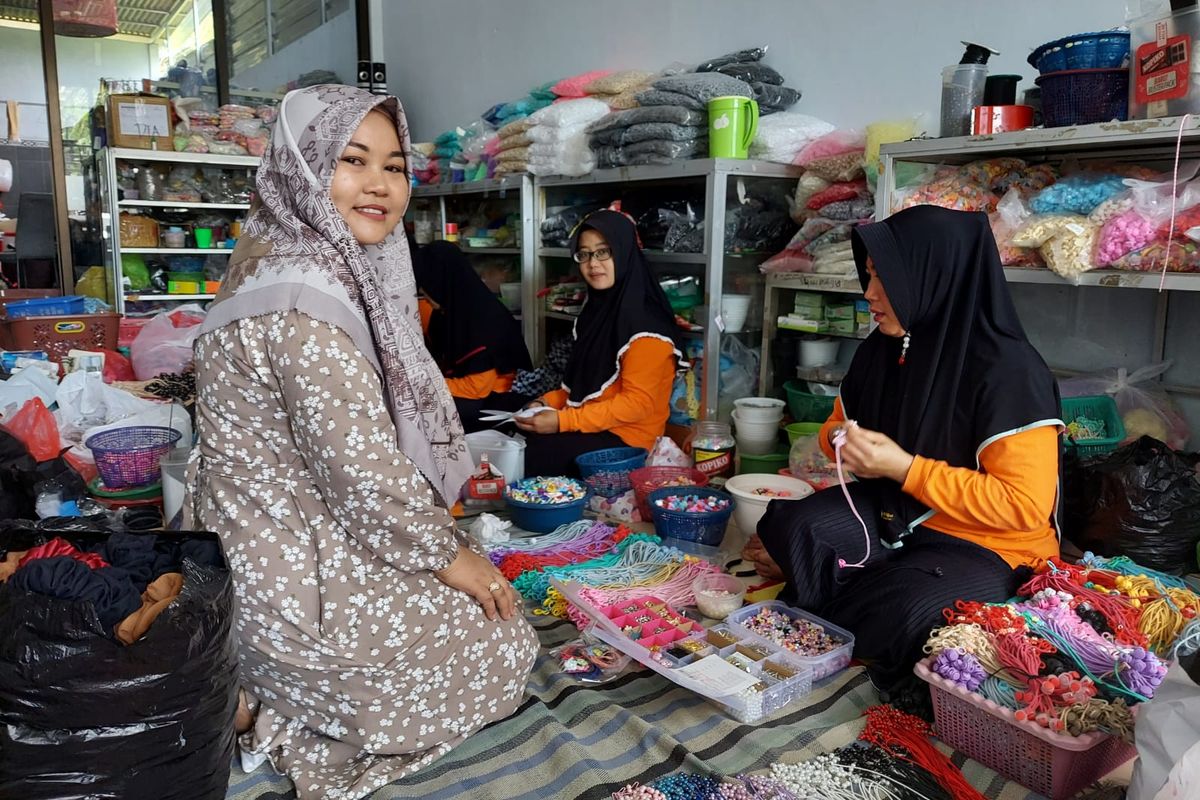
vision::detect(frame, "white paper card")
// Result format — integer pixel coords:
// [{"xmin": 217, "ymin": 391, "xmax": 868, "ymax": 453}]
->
[{"xmin": 676, "ymin": 654, "xmax": 760, "ymax": 695}]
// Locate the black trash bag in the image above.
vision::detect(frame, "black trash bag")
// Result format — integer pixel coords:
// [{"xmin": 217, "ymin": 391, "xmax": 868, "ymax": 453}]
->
[
  {"xmin": 0, "ymin": 428, "xmax": 78, "ymax": 521},
  {"xmin": 696, "ymin": 45, "xmax": 767, "ymax": 72},
  {"xmin": 636, "ymin": 201, "xmax": 705, "ymax": 253},
  {"xmin": 0, "ymin": 529, "xmax": 238, "ymax": 800},
  {"xmin": 1063, "ymin": 436, "xmax": 1200, "ymax": 574}
]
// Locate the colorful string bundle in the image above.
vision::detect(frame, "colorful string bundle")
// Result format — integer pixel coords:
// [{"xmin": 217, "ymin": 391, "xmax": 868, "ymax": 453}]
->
[
  {"xmin": 858, "ymin": 705, "xmax": 988, "ymax": 800},
  {"xmin": 554, "ymin": 559, "xmax": 724, "ymax": 626},
  {"xmin": 509, "ymin": 534, "xmax": 667, "ymax": 604}
]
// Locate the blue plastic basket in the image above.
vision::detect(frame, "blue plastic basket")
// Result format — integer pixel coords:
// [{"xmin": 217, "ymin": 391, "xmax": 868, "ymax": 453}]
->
[
  {"xmin": 5, "ymin": 295, "xmax": 86, "ymax": 319},
  {"xmin": 85, "ymin": 426, "xmax": 182, "ymax": 489},
  {"xmin": 1028, "ymin": 31, "xmax": 1130, "ymax": 74},
  {"xmin": 575, "ymin": 446, "xmax": 648, "ymax": 499},
  {"xmin": 505, "ymin": 479, "xmax": 590, "ymax": 533},
  {"xmin": 1036, "ymin": 69, "xmax": 1129, "ymax": 128},
  {"xmin": 646, "ymin": 486, "xmax": 736, "ymax": 546}
]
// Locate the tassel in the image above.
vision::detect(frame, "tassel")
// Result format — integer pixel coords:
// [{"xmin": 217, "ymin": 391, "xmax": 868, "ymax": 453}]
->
[{"xmin": 899, "ymin": 331, "xmax": 911, "ymax": 365}]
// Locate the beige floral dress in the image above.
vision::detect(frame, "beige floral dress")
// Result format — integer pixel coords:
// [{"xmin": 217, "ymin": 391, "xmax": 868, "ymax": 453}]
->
[{"xmin": 190, "ymin": 310, "xmax": 538, "ymax": 800}]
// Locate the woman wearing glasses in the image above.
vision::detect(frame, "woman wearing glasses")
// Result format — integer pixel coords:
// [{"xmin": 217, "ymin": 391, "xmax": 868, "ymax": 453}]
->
[{"xmin": 515, "ymin": 210, "xmax": 684, "ymax": 476}]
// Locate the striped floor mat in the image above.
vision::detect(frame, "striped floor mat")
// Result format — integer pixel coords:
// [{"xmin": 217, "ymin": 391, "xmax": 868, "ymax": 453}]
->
[{"xmin": 225, "ymin": 616, "xmax": 1042, "ymax": 800}]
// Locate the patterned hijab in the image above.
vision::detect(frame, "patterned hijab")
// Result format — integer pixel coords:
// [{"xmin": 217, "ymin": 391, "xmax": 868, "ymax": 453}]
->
[{"xmin": 201, "ymin": 84, "xmax": 473, "ymax": 505}]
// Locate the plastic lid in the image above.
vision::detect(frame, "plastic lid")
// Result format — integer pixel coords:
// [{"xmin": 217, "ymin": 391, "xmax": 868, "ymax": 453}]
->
[
  {"xmin": 960, "ymin": 41, "xmax": 1000, "ymax": 64},
  {"xmin": 167, "ymin": 226, "xmax": 183, "ymax": 232}
]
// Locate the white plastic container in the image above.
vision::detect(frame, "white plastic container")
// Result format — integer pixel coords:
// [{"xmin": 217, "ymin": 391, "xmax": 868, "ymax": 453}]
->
[
  {"xmin": 732, "ymin": 397, "xmax": 785, "ymax": 423},
  {"xmin": 731, "ymin": 411, "xmax": 780, "ymax": 456},
  {"xmin": 724, "ymin": 473, "xmax": 814, "ymax": 535},
  {"xmin": 721, "ymin": 294, "xmax": 752, "ymax": 333},
  {"xmin": 160, "ymin": 446, "xmax": 191, "ymax": 523},
  {"xmin": 465, "ymin": 430, "xmax": 526, "ymax": 483},
  {"xmin": 735, "ymin": 435, "xmax": 778, "ymax": 456},
  {"xmin": 499, "ymin": 282, "xmax": 522, "ymax": 311},
  {"xmin": 940, "ymin": 64, "xmax": 988, "ymax": 137},
  {"xmin": 799, "ymin": 338, "xmax": 840, "ymax": 367}
]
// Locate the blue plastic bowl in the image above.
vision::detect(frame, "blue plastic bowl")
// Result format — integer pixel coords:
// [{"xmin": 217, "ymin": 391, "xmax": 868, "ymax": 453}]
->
[
  {"xmin": 505, "ymin": 480, "xmax": 590, "ymax": 533},
  {"xmin": 646, "ymin": 486, "xmax": 736, "ymax": 546}
]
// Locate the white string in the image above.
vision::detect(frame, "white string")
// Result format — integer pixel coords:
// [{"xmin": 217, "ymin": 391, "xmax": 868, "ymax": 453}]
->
[
  {"xmin": 1157, "ymin": 113, "xmax": 1195, "ymax": 292},
  {"xmin": 834, "ymin": 420, "xmax": 871, "ymax": 569}
]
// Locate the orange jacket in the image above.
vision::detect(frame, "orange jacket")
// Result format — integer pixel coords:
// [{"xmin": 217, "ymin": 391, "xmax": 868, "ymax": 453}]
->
[
  {"xmin": 542, "ymin": 337, "xmax": 677, "ymax": 451},
  {"xmin": 419, "ymin": 298, "xmax": 516, "ymax": 400},
  {"xmin": 820, "ymin": 397, "xmax": 1060, "ymax": 569}
]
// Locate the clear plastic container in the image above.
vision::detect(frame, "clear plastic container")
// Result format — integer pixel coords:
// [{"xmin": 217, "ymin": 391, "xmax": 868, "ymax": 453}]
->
[
  {"xmin": 940, "ymin": 64, "xmax": 988, "ymax": 137},
  {"xmin": 692, "ymin": 573, "xmax": 746, "ymax": 619},
  {"xmin": 727, "ymin": 600, "xmax": 855, "ymax": 681},
  {"xmin": 690, "ymin": 421, "xmax": 736, "ymax": 486},
  {"xmin": 1128, "ymin": 6, "xmax": 1200, "ymax": 119}
]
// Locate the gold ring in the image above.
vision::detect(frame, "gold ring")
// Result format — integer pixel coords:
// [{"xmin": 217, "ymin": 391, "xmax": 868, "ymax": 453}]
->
[{"xmin": 487, "ymin": 581, "xmax": 501, "ymax": 593}]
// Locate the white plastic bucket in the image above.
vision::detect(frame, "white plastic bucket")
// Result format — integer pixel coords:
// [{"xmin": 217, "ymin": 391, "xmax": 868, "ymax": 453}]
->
[
  {"xmin": 160, "ymin": 446, "xmax": 191, "ymax": 523},
  {"xmin": 799, "ymin": 338, "xmax": 841, "ymax": 367},
  {"xmin": 721, "ymin": 294, "xmax": 752, "ymax": 333},
  {"xmin": 465, "ymin": 430, "xmax": 527, "ymax": 483}
]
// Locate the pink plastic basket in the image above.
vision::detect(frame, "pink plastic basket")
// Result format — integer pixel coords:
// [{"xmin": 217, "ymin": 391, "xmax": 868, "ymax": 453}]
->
[{"xmin": 915, "ymin": 658, "xmax": 1136, "ymax": 800}]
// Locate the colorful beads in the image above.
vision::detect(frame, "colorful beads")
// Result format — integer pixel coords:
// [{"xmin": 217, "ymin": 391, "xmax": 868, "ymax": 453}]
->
[
  {"xmin": 932, "ymin": 648, "xmax": 986, "ymax": 691},
  {"xmin": 507, "ymin": 476, "xmax": 587, "ymax": 504},
  {"xmin": 740, "ymin": 609, "xmax": 844, "ymax": 656},
  {"xmin": 1066, "ymin": 415, "xmax": 1107, "ymax": 441},
  {"xmin": 749, "ymin": 487, "xmax": 794, "ymax": 497},
  {"xmin": 655, "ymin": 493, "xmax": 731, "ymax": 513}
]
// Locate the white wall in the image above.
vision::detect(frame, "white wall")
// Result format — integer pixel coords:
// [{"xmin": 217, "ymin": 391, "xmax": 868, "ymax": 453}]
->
[
  {"xmin": 0, "ymin": 26, "xmax": 154, "ymax": 139},
  {"xmin": 231, "ymin": 9, "xmax": 357, "ymax": 93},
  {"xmin": 381, "ymin": 0, "xmax": 1129, "ymax": 141}
]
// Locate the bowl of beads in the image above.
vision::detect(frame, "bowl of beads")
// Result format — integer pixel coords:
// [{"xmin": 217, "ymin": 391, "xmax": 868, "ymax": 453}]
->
[
  {"xmin": 504, "ymin": 476, "xmax": 590, "ymax": 533},
  {"xmin": 692, "ymin": 573, "xmax": 746, "ymax": 620},
  {"xmin": 646, "ymin": 487, "xmax": 735, "ymax": 546},
  {"xmin": 724, "ymin": 473, "xmax": 814, "ymax": 536},
  {"xmin": 727, "ymin": 600, "xmax": 855, "ymax": 681}
]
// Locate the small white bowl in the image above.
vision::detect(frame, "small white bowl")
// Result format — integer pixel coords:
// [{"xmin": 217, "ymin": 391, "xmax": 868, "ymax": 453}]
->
[
  {"xmin": 692, "ymin": 573, "xmax": 746, "ymax": 619},
  {"xmin": 724, "ymin": 473, "xmax": 814, "ymax": 535}
]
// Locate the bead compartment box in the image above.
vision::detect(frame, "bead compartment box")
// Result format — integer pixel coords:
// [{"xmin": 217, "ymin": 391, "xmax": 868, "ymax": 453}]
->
[
  {"xmin": 556, "ymin": 581, "xmax": 815, "ymax": 723},
  {"xmin": 726, "ymin": 601, "xmax": 855, "ymax": 681}
]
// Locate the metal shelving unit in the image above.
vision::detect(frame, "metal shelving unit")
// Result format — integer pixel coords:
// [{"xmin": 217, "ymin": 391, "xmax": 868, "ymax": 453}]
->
[{"xmin": 102, "ymin": 148, "xmax": 259, "ymax": 312}]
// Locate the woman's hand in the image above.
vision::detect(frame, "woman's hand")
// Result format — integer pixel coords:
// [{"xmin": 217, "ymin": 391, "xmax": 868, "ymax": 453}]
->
[
  {"xmin": 434, "ymin": 546, "xmax": 518, "ymax": 621},
  {"xmin": 836, "ymin": 424, "xmax": 915, "ymax": 483},
  {"xmin": 514, "ymin": 409, "xmax": 559, "ymax": 434}
]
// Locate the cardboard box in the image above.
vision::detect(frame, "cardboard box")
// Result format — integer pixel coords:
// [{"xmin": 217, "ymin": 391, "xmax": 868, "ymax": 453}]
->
[
  {"xmin": 107, "ymin": 93, "xmax": 173, "ymax": 149},
  {"xmin": 793, "ymin": 291, "xmax": 825, "ymax": 312},
  {"xmin": 824, "ymin": 302, "xmax": 856, "ymax": 321},
  {"xmin": 855, "ymin": 300, "xmax": 871, "ymax": 326}
]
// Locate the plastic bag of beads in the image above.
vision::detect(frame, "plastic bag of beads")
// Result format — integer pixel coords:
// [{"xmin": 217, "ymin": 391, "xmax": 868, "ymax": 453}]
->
[
  {"xmin": 1112, "ymin": 238, "xmax": 1200, "ymax": 273},
  {"xmin": 1096, "ymin": 209, "xmax": 1158, "ymax": 266},
  {"xmin": 1011, "ymin": 214, "xmax": 1100, "ymax": 282},
  {"xmin": 791, "ymin": 173, "xmax": 831, "ymax": 222},
  {"xmin": 894, "ymin": 169, "xmax": 997, "ymax": 213},
  {"xmin": 989, "ymin": 188, "xmax": 1042, "ymax": 267},
  {"xmin": 1029, "ymin": 174, "xmax": 1129, "ymax": 216},
  {"xmin": 696, "ymin": 45, "xmax": 768, "ymax": 72},
  {"xmin": 797, "ymin": 130, "xmax": 866, "ymax": 182},
  {"xmin": 787, "ymin": 433, "xmax": 840, "ymax": 491},
  {"xmin": 549, "ymin": 635, "xmax": 631, "ymax": 683}
]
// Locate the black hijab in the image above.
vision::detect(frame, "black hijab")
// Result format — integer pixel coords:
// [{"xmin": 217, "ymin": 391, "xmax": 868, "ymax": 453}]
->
[
  {"xmin": 413, "ymin": 240, "xmax": 531, "ymax": 378},
  {"xmin": 843, "ymin": 205, "xmax": 1062, "ymax": 545},
  {"xmin": 563, "ymin": 210, "xmax": 683, "ymax": 403}
]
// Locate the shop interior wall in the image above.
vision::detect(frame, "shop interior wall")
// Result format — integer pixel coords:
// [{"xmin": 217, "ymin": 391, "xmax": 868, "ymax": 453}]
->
[{"xmin": 228, "ymin": 9, "xmax": 357, "ymax": 93}]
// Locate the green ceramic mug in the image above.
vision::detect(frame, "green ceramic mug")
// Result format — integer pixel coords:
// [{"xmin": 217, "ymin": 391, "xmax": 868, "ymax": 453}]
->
[{"xmin": 708, "ymin": 96, "xmax": 759, "ymax": 159}]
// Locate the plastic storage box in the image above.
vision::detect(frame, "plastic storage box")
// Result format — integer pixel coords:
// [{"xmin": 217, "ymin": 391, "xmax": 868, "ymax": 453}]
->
[
  {"xmin": 1061, "ymin": 395, "xmax": 1126, "ymax": 457},
  {"xmin": 3, "ymin": 295, "xmax": 86, "ymax": 319},
  {"xmin": 726, "ymin": 600, "xmax": 855, "ymax": 681},
  {"xmin": 0, "ymin": 312, "xmax": 119, "ymax": 361},
  {"xmin": 1129, "ymin": 5, "xmax": 1200, "ymax": 119},
  {"xmin": 915, "ymin": 658, "xmax": 1136, "ymax": 799}
]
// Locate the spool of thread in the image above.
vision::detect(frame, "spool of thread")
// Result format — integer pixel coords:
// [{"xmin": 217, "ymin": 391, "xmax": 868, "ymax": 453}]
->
[{"xmin": 972, "ymin": 105, "xmax": 1034, "ymax": 134}]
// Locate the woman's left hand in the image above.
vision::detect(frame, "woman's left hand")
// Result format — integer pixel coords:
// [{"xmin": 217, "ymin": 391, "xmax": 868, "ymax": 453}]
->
[
  {"xmin": 514, "ymin": 409, "xmax": 559, "ymax": 434},
  {"xmin": 838, "ymin": 424, "xmax": 915, "ymax": 483}
]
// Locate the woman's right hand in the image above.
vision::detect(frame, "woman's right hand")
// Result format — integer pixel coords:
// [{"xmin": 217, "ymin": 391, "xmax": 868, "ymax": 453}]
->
[{"xmin": 434, "ymin": 546, "xmax": 518, "ymax": 621}]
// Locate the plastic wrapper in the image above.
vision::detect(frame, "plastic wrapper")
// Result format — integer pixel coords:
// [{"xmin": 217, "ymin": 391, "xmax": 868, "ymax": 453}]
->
[
  {"xmin": 0, "ymin": 398, "xmax": 61, "ymax": 462},
  {"xmin": 797, "ymin": 130, "xmax": 865, "ymax": 165},
  {"xmin": 588, "ymin": 106, "xmax": 707, "ymax": 132},
  {"xmin": 753, "ymin": 83, "xmax": 801, "ymax": 111},
  {"xmin": 635, "ymin": 89, "xmax": 707, "ymax": 111},
  {"xmin": 719, "ymin": 337, "xmax": 759, "ymax": 406},
  {"xmin": 792, "ymin": 173, "xmax": 831, "ymax": 221},
  {"xmin": 550, "ymin": 636, "xmax": 631, "ymax": 683},
  {"xmin": 0, "ymin": 527, "xmax": 237, "ymax": 799},
  {"xmin": 801, "ymin": 151, "xmax": 865, "ymax": 183},
  {"xmin": 807, "ymin": 180, "xmax": 867, "ymax": 211},
  {"xmin": 1010, "ymin": 214, "xmax": 1099, "ymax": 281},
  {"xmin": 584, "ymin": 70, "xmax": 654, "ymax": 95},
  {"xmin": 590, "ymin": 123, "xmax": 706, "ymax": 147},
  {"xmin": 725, "ymin": 182, "xmax": 797, "ymax": 253},
  {"xmin": 1060, "ymin": 364, "xmax": 1190, "ymax": 451},
  {"xmin": 648, "ymin": 436, "xmax": 691, "ymax": 468},
  {"xmin": 1029, "ymin": 174, "xmax": 1129, "ymax": 216},
  {"xmin": 696, "ymin": 46, "xmax": 767, "ymax": 72},
  {"xmin": 1129, "ymin": 664, "xmax": 1200, "ymax": 800},
  {"xmin": 787, "ymin": 432, "xmax": 840, "ymax": 491},
  {"xmin": 714, "ymin": 62, "xmax": 785, "ymax": 85},
  {"xmin": 650, "ymin": 73, "xmax": 755, "ymax": 105},
  {"xmin": 528, "ymin": 97, "xmax": 610, "ymax": 129},
  {"xmin": 130, "ymin": 308, "xmax": 206, "ymax": 380},
  {"xmin": 749, "ymin": 113, "xmax": 835, "ymax": 165},
  {"xmin": 1096, "ymin": 209, "xmax": 1158, "ymax": 265},
  {"xmin": 594, "ymin": 138, "xmax": 707, "ymax": 168},
  {"xmin": 1063, "ymin": 436, "xmax": 1200, "ymax": 574},
  {"xmin": 820, "ymin": 198, "xmax": 874, "ymax": 221},
  {"xmin": 636, "ymin": 202, "xmax": 704, "ymax": 253},
  {"xmin": 989, "ymin": 188, "xmax": 1042, "ymax": 267},
  {"xmin": 540, "ymin": 203, "xmax": 606, "ymax": 247},
  {"xmin": 1112, "ymin": 238, "xmax": 1200, "ymax": 272}
]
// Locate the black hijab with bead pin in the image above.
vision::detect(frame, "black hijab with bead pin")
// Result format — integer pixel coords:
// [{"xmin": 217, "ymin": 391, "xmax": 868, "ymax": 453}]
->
[{"xmin": 842, "ymin": 205, "xmax": 1063, "ymax": 545}]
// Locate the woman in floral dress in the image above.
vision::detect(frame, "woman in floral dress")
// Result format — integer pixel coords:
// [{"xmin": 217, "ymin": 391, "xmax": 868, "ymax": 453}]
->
[{"xmin": 187, "ymin": 85, "xmax": 538, "ymax": 800}]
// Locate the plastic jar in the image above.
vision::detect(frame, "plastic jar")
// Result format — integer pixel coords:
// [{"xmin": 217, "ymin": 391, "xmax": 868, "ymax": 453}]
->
[
  {"xmin": 162, "ymin": 226, "xmax": 186, "ymax": 248},
  {"xmin": 691, "ymin": 421, "xmax": 736, "ymax": 486}
]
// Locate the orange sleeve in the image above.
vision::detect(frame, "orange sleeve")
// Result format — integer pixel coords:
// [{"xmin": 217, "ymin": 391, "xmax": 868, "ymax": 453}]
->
[
  {"xmin": 901, "ymin": 426, "xmax": 1060, "ymax": 533},
  {"xmin": 418, "ymin": 298, "xmax": 433, "ymax": 335},
  {"xmin": 542, "ymin": 389, "xmax": 568, "ymax": 410},
  {"xmin": 818, "ymin": 397, "xmax": 847, "ymax": 461},
  {"xmin": 445, "ymin": 369, "xmax": 500, "ymax": 401},
  {"xmin": 558, "ymin": 338, "xmax": 675, "ymax": 434}
]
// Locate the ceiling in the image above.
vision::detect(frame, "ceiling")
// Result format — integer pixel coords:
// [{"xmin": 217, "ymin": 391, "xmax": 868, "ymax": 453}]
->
[{"xmin": 0, "ymin": 0, "xmax": 191, "ymax": 41}]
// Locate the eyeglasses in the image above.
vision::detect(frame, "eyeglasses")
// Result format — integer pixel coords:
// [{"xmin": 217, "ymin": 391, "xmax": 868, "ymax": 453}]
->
[{"xmin": 573, "ymin": 247, "xmax": 612, "ymax": 264}]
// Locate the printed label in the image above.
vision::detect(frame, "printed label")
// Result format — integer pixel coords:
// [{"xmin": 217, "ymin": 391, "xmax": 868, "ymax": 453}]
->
[
  {"xmin": 694, "ymin": 447, "xmax": 734, "ymax": 480},
  {"xmin": 1136, "ymin": 34, "xmax": 1191, "ymax": 105},
  {"xmin": 54, "ymin": 321, "xmax": 85, "ymax": 335}
]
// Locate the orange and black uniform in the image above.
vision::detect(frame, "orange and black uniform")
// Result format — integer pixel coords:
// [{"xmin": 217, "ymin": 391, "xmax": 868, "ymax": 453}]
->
[
  {"xmin": 759, "ymin": 206, "xmax": 1064, "ymax": 691},
  {"xmin": 523, "ymin": 210, "xmax": 682, "ymax": 477}
]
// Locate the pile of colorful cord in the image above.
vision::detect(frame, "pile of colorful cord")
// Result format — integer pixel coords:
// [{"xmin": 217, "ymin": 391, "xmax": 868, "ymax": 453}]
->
[
  {"xmin": 609, "ymin": 708, "xmax": 987, "ymax": 799},
  {"xmin": 483, "ymin": 519, "xmax": 724, "ymax": 615},
  {"xmin": 923, "ymin": 554, "xmax": 1200, "ymax": 738}
]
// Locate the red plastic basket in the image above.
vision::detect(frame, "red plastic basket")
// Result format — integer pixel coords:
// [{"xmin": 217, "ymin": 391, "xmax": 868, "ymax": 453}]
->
[
  {"xmin": 915, "ymin": 658, "xmax": 1136, "ymax": 799},
  {"xmin": 629, "ymin": 466, "xmax": 708, "ymax": 519}
]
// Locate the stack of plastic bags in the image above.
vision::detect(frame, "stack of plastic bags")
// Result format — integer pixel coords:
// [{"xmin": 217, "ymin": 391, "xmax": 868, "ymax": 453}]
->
[
  {"xmin": 748, "ymin": 112, "xmax": 836, "ymax": 164},
  {"xmin": 762, "ymin": 130, "xmax": 873, "ymax": 275},
  {"xmin": 489, "ymin": 119, "xmax": 534, "ymax": 176},
  {"xmin": 587, "ymin": 106, "xmax": 708, "ymax": 168},
  {"xmin": 695, "ymin": 45, "xmax": 802, "ymax": 115},
  {"xmin": 522, "ymin": 98, "xmax": 609, "ymax": 177},
  {"xmin": 481, "ymin": 82, "xmax": 557, "ymax": 128},
  {"xmin": 582, "ymin": 70, "xmax": 654, "ymax": 109}
]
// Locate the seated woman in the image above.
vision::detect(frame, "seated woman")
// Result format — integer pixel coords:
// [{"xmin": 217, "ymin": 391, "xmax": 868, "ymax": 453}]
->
[
  {"xmin": 516, "ymin": 210, "xmax": 683, "ymax": 475},
  {"xmin": 748, "ymin": 205, "xmax": 1063, "ymax": 693},
  {"xmin": 414, "ymin": 241, "xmax": 533, "ymax": 432},
  {"xmin": 189, "ymin": 86, "xmax": 537, "ymax": 799}
]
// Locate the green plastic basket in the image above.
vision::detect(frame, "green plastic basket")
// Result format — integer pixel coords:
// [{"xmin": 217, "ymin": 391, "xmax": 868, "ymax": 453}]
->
[
  {"xmin": 785, "ymin": 422, "xmax": 823, "ymax": 446},
  {"xmin": 783, "ymin": 380, "xmax": 837, "ymax": 423},
  {"xmin": 737, "ymin": 449, "xmax": 789, "ymax": 475},
  {"xmin": 1061, "ymin": 395, "xmax": 1125, "ymax": 458}
]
